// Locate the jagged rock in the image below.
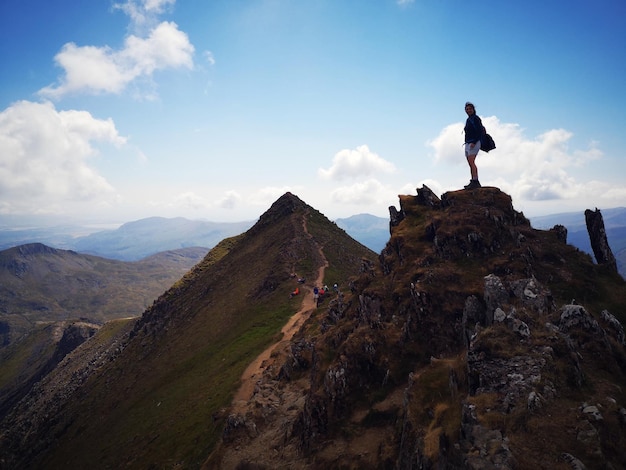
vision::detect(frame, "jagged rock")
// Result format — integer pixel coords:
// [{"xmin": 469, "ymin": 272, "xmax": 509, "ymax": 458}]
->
[
  {"xmin": 415, "ymin": 184, "xmax": 441, "ymax": 208},
  {"xmin": 222, "ymin": 414, "xmax": 258, "ymax": 443},
  {"xmin": 550, "ymin": 224, "xmax": 568, "ymax": 244},
  {"xmin": 462, "ymin": 295, "xmax": 486, "ymax": 346},
  {"xmin": 509, "ymin": 276, "xmax": 554, "ymax": 314},
  {"xmin": 585, "ymin": 208, "xmax": 618, "ymax": 273},
  {"xmin": 493, "ymin": 307, "xmax": 507, "ymax": 323},
  {"xmin": 468, "ymin": 352, "xmax": 547, "ymax": 411},
  {"xmin": 581, "ymin": 404, "xmax": 603, "ymax": 421},
  {"xmin": 55, "ymin": 322, "xmax": 98, "ymax": 359},
  {"xmin": 509, "ymin": 315, "xmax": 531, "ymax": 338},
  {"xmin": 360, "ymin": 257, "xmax": 376, "ymax": 276},
  {"xmin": 527, "ymin": 390, "xmax": 543, "ymax": 412},
  {"xmin": 483, "ymin": 274, "xmax": 509, "ymax": 325},
  {"xmin": 559, "ymin": 304, "xmax": 601, "ymax": 333},
  {"xmin": 601, "ymin": 309, "xmax": 626, "ymax": 345},
  {"xmin": 577, "ymin": 419, "xmax": 602, "ymax": 457},
  {"xmin": 461, "ymin": 404, "xmax": 516, "ymax": 469},
  {"xmin": 389, "ymin": 205, "xmax": 405, "ymax": 231},
  {"xmin": 561, "ymin": 452, "xmax": 587, "ymax": 470}
]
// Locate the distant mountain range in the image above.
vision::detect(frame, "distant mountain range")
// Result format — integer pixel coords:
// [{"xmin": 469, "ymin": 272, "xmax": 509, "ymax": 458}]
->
[
  {"xmin": 0, "ymin": 217, "xmax": 254, "ymax": 261},
  {"xmin": 1, "ymin": 208, "xmax": 624, "ymax": 275},
  {"xmin": 335, "ymin": 213, "xmax": 390, "ymax": 253},
  {"xmin": 337, "ymin": 207, "xmax": 626, "ymax": 278}
]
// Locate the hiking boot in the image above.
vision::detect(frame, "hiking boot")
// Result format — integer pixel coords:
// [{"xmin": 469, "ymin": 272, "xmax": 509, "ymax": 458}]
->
[{"xmin": 464, "ymin": 179, "xmax": 481, "ymax": 190}]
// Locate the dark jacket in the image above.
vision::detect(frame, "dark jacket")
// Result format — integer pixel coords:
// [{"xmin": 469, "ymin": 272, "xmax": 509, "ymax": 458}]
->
[{"xmin": 464, "ymin": 115, "xmax": 485, "ymax": 144}]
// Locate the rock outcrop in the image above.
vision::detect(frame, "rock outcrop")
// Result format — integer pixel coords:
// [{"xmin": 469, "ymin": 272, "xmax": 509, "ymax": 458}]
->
[
  {"xmin": 585, "ymin": 208, "xmax": 618, "ymax": 273},
  {"xmin": 209, "ymin": 186, "xmax": 626, "ymax": 470}
]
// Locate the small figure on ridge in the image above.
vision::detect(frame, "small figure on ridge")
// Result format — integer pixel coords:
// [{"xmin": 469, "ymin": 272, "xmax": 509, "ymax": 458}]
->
[{"xmin": 463, "ymin": 101, "xmax": 484, "ymax": 190}]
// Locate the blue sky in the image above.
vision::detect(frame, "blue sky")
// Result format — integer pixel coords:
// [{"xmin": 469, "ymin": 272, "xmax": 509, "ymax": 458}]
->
[{"xmin": 1, "ymin": 0, "xmax": 625, "ymax": 225}]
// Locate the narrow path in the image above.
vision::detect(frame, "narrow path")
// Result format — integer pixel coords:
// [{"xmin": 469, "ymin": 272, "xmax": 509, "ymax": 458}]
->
[{"xmin": 232, "ymin": 212, "xmax": 328, "ymax": 410}]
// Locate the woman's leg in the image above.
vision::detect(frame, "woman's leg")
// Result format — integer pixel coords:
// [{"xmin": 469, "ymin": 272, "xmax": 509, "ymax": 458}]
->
[{"xmin": 467, "ymin": 154, "xmax": 478, "ymax": 180}]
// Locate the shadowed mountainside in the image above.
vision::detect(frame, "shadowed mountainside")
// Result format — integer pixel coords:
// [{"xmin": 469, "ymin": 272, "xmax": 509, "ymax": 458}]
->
[
  {"xmin": 0, "ymin": 192, "xmax": 375, "ymax": 469},
  {"xmin": 0, "ymin": 244, "xmax": 207, "ymax": 428}
]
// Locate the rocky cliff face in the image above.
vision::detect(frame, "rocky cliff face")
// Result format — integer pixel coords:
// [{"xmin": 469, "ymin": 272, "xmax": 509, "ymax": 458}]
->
[
  {"xmin": 585, "ymin": 208, "xmax": 618, "ymax": 273},
  {"xmin": 0, "ymin": 321, "xmax": 100, "ymax": 421},
  {"xmin": 209, "ymin": 187, "xmax": 626, "ymax": 470}
]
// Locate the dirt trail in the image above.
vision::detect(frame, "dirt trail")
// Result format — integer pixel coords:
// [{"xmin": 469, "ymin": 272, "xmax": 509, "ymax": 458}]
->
[{"xmin": 231, "ymin": 213, "xmax": 328, "ymax": 411}]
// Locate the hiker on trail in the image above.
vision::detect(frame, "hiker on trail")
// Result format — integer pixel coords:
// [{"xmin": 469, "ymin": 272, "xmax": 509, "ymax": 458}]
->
[
  {"xmin": 318, "ymin": 288, "xmax": 325, "ymax": 307},
  {"xmin": 463, "ymin": 101, "xmax": 484, "ymax": 190},
  {"xmin": 313, "ymin": 286, "xmax": 319, "ymax": 304}
]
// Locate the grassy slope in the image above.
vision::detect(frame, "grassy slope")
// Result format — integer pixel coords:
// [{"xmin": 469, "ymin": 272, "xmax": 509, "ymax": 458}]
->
[
  {"xmin": 0, "ymin": 246, "xmax": 208, "ymax": 431},
  {"xmin": 33, "ymin": 194, "xmax": 375, "ymax": 469}
]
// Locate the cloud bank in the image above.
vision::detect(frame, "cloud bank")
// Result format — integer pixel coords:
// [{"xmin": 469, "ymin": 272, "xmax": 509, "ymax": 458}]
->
[
  {"xmin": 428, "ymin": 116, "xmax": 606, "ymax": 205},
  {"xmin": 318, "ymin": 145, "xmax": 396, "ymax": 181},
  {"xmin": 0, "ymin": 101, "xmax": 126, "ymax": 214}
]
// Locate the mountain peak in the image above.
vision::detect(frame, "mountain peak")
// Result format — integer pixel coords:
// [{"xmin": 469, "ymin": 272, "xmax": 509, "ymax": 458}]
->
[{"xmin": 258, "ymin": 191, "xmax": 307, "ymax": 220}]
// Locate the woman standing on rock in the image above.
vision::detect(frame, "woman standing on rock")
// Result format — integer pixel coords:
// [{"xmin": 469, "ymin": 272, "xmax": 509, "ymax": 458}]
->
[{"xmin": 463, "ymin": 102, "xmax": 484, "ymax": 189}]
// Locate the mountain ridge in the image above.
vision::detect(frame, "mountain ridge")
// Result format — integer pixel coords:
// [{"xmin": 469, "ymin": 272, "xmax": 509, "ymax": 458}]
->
[
  {"xmin": 1, "ymin": 189, "xmax": 625, "ymax": 469},
  {"xmin": 207, "ymin": 187, "xmax": 626, "ymax": 469},
  {"xmin": 0, "ymin": 192, "xmax": 376, "ymax": 469}
]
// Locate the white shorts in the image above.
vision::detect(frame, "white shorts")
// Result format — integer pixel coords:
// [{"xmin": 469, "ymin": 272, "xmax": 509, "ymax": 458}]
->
[{"xmin": 465, "ymin": 140, "xmax": 481, "ymax": 157}]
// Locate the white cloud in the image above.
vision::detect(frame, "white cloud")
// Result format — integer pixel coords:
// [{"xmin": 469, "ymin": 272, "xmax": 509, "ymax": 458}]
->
[
  {"xmin": 330, "ymin": 179, "xmax": 389, "ymax": 205},
  {"xmin": 168, "ymin": 192, "xmax": 211, "ymax": 211},
  {"xmin": 252, "ymin": 186, "xmax": 296, "ymax": 206},
  {"xmin": 318, "ymin": 145, "xmax": 396, "ymax": 181},
  {"xmin": 204, "ymin": 51, "xmax": 216, "ymax": 66},
  {"xmin": 428, "ymin": 116, "xmax": 607, "ymax": 204},
  {"xmin": 114, "ymin": 0, "xmax": 177, "ymax": 31},
  {"xmin": 0, "ymin": 101, "xmax": 125, "ymax": 214},
  {"xmin": 39, "ymin": 5, "xmax": 194, "ymax": 99},
  {"xmin": 217, "ymin": 190, "xmax": 241, "ymax": 209}
]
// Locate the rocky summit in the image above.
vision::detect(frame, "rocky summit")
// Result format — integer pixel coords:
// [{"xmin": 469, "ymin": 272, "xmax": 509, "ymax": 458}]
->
[
  {"xmin": 207, "ymin": 186, "xmax": 626, "ymax": 470},
  {"xmin": 1, "ymin": 188, "xmax": 625, "ymax": 470}
]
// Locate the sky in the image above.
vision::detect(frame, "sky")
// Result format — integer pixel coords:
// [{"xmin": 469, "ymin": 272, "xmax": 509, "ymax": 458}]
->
[{"xmin": 1, "ymin": 0, "xmax": 625, "ymax": 226}]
